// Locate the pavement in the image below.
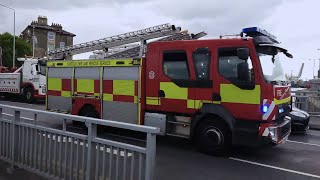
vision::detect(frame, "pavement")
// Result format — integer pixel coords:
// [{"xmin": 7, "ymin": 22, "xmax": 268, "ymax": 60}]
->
[
  {"xmin": 0, "ymin": 161, "xmax": 46, "ymax": 180},
  {"xmin": 1, "ymin": 99, "xmax": 320, "ymax": 180}
]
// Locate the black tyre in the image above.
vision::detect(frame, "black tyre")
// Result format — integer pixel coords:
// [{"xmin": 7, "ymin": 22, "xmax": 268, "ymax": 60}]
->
[
  {"xmin": 24, "ymin": 87, "xmax": 34, "ymax": 103},
  {"xmin": 195, "ymin": 117, "xmax": 231, "ymax": 156},
  {"xmin": 73, "ymin": 105, "xmax": 99, "ymax": 127}
]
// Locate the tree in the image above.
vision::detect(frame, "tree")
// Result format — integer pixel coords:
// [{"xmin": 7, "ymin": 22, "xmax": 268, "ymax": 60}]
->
[{"xmin": 0, "ymin": 32, "xmax": 32, "ymax": 67}]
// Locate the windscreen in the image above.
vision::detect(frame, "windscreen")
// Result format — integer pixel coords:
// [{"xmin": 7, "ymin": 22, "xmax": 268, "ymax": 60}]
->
[
  {"xmin": 256, "ymin": 46, "xmax": 287, "ymax": 83},
  {"xmin": 39, "ymin": 64, "xmax": 46, "ymax": 76}
]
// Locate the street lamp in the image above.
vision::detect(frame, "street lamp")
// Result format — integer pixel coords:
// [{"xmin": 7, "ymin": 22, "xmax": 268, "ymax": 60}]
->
[
  {"xmin": 317, "ymin": 49, "xmax": 320, "ymax": 76},
  {"xmin": 0, "ymin": 3, "xmax": 15, "ymax": 67},
  {"xmin": 309, "ymin": 59, "xmax": 315, "ymax": 78}
]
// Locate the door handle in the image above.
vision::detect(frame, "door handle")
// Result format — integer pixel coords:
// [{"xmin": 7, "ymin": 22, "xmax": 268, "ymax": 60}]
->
[{"xmin": 159, "ymin": 90, "xmax": 165, "ymax": 98}]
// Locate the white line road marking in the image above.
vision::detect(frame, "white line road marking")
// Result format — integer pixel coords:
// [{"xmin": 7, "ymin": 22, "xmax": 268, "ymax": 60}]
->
[
  {"xmin": 287, "ymin": 140, "xmax": 320, "ymax": 147},
  {"xmin": 229, "ymin": 157, "xmax": 320, "ymax": 179},
  {"xmin": 3, "ymin": 113, "xmax": 33, "ymax": 121}
]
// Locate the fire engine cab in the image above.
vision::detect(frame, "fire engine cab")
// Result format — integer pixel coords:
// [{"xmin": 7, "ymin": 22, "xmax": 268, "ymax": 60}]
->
[{"xmin": 46, "ymin": 25, "xmax": 292, "ymax": 155}]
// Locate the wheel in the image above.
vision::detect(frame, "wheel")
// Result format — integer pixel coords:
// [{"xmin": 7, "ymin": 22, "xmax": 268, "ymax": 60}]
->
[
  {"xmin": 195, "ymin": 117, "xmax": 231, "ymax": 156},
  {"xmin": 23, "ymin": 87, "xmax": 34, "ymax": 103},
  {"xmin": 73, "ymin": 105, "xmax": 99, "ymax": 127}
]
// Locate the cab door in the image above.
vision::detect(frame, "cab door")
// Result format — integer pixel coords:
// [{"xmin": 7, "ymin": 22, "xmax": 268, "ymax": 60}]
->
[
  {"xmin": 157, "ymin": 47, "xmax": 215, "ymax": 113},
  {"xmin": 30, "ymin": 63, "xmax": 40, "ymax": 86},
  {"xmin": 158, "ymin": 50, "xmax": 192, "ymax": 113},
  {"xmin": 187, "ymin": 47, "xmax": 215, "ymax": 109},
  {"xmin": 217, "ymin": 47, "xmax": 261, "ymax": 120}
]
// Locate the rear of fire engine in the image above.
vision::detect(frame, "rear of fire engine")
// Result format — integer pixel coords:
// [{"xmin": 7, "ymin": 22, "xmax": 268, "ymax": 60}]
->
[{"xmin": 46, "ymin": 27, "xmax": 292, "ymax": 155}]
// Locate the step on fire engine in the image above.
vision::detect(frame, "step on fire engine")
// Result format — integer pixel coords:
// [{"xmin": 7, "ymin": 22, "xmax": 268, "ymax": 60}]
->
[{"xmin": 46, "ymin": 24, "xmax": 292, "ymax": 155}]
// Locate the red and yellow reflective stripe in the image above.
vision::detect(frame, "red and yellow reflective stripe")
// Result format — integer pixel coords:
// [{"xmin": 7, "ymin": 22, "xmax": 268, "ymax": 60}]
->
[
  {"xmin": 160, "ymin": 82, "xmax": 187, "ymax": 100},
  {"xmin": 274, "ymin": 97, "xmax": 291, "ymax": 105},
  {"xmin": 102, "ymin": 80, "xmax": 138, "ymax": 104},
  {"xmin": 187, "ymin": 100, "xmax": 221, "ymax": 109},
  {"xmin": 61, "ymin": 91, "xmax": 72, "ymax": 97},
  {"xmin": 146, "ymin": 97, "xmax": 160, "ymax": 105},
  {"xmin": 47, "ymin": 78, "xmax": 72, "ymax": 97},
  {"xmin": 220, "ymin": 84, "xmax": 261, "ymax": 104},
  {"xmin": 153, "ymin": 82, "xmax": 222, "ymax": 109},
  {"xmin": 76, "ymin": 79, "xmax": 94, "ymax": 93},
  {"xmin": 113, "ymin": 80, "xmax": 135, "ymax": 96},
  {"xmin": 48, "ymin": 78, "xmax": 61, "ymax": 91}
]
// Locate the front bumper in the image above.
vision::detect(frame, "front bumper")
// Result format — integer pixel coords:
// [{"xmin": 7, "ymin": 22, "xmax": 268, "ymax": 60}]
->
[
  {"xmin": 259, "ymin": 116, "xmax": 291, "ymax": 145},
  {"xmin": 39, "ymin": 84, "xmax": 47, "ymax": 95},
  {"xmin": 233, "ymin": 116, "xmax": 291, "ymax": 147}
]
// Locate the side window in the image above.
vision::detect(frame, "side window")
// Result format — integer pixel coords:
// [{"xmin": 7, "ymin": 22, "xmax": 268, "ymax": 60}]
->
[
  {"xmin": 193, "ymin": 48, "xmax": 211, "ymax": 80},
  {"xmin": 31, "ymin": 64, "xmax": 38, "ymax": 75},
  {"xmin": 163, "ymin": 50, "xmax": 189, "ymax": 80},
  {"xmin": 218, "ymin": 48, "xmax": 254, "ymax": 82}
]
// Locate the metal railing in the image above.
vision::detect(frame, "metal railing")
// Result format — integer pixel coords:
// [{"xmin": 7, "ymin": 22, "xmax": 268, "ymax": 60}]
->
[
  {"xmin": 0, "ymin": 104, "xmax": 159, "ymax": 180},
  {"xmin": 291, "ymin": 90, "xmax": 320, "ymax": 116}
]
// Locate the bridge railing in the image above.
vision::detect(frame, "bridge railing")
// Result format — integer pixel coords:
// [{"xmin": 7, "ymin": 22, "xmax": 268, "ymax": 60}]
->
[
  {"xmin": 291, "ymin": 90, "xmax": 320, "ymax": 116},
  {"xmin": 0, "ymin": 104, "xmax": 159, "ymax": 180}
]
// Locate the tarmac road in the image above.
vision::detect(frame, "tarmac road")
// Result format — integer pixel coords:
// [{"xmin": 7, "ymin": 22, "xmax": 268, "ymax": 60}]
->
[{"xmin": 0, "ymin": 100, "xmax": 320, "ymax": 180}]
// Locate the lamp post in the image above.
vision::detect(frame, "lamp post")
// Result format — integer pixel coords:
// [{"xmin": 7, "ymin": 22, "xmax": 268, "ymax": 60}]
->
[
  {"xmin": 309, "ymin": 59, "xmax": 315, "ymax": 78},
  {"xmin": 0, "ymin": 3, "xmax": 15, "ymax": 68},
  {"xmin": 317, "ymin": 49, "xmax": 320, "ymax": 78}
]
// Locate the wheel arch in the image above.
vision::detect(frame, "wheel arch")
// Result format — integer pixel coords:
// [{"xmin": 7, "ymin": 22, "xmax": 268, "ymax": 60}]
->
[
  {"xmin": 21, "ymin": 82, "xmax": 35, "ymax": 94},
  {"xmin": 73, "ymin": 100, "xmax": 101, "ymax": 119},
  {"xmin": 78, "ymin": 104, "xmax": 96, "ymax": 114},
  {"xmin": 190, "ymin": 104, "xmax": 235, "ymax": 138}
]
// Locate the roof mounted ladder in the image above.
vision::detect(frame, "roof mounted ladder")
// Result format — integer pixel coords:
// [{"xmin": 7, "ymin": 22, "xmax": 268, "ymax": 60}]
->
[
  {"xmin": 46, "ymin": 23, "xmax": 181, "ymax": 59},
  {"xmin": 105, "ymin": 31, "xmax": 207, "ymax": 59}
]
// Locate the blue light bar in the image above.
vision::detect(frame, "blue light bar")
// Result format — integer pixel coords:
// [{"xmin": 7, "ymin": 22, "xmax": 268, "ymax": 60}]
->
[{"xmin": 242, "ymin": 27, "xmax": 277, "ymax": 42}]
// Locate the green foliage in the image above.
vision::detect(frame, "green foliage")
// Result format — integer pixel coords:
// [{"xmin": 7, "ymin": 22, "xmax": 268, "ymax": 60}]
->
[{"xmin": 0, "ymin": 32, "xmax": 32, "ymax": 67}]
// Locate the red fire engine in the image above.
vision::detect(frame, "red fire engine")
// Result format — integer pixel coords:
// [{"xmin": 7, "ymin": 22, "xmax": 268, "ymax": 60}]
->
[{"xmin": 46, "ymin": 24, "xmax": 292, "ymax": 155}]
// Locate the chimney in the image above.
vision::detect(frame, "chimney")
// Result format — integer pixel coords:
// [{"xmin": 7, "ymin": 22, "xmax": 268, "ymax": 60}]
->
[
  {"xmin": 51, "ymin": 23, "xmax": 63, "ymax": 30},
  {"xmin": 37, "ymin": 15, "xmax": 48, "ymax": 26}
]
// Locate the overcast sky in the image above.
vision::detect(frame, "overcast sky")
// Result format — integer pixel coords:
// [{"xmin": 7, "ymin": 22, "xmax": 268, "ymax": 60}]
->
[{"xmin": 0, "ymin": 0, "xmax": 319, "ymax": 80}]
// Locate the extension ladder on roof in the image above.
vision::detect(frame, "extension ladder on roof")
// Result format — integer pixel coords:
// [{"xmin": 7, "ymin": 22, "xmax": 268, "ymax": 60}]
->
[
  {"xmin": 46, "ymin": 23, "xmax": 181, "ymax": 59},
  {"xmin": 105, "ymin": 31, "xmax": 207, "ymax": 59}
]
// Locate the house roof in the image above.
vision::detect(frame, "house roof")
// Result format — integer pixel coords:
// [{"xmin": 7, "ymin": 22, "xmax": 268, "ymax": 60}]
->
[{"xmin": 26, "ymin": 24, "xmax": 76, "ymax": 37}]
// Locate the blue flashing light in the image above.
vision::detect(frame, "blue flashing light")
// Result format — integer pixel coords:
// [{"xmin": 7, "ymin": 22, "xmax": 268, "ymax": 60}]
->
[
  {"xmin": 242, "ymin": 27, "xmax": 278, "ymax": 42},
  {"xmin": 262, "ymin": 105, "xmax": 268, "ymax": 113}
]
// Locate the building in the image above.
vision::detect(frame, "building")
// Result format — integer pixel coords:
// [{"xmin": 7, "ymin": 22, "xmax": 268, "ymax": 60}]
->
[{"xmin": 20, "ymin": 16, "xmax": 76, "ymax": 59}]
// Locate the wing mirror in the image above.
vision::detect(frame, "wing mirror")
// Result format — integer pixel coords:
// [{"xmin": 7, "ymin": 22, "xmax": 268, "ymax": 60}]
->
[
  {"xmin": 237, "ymin": 48, "xmax": 249, "ymax": 60},
  {"xmin": 237, "ymin": 62, "xmax": 250, "ymax": 81}
]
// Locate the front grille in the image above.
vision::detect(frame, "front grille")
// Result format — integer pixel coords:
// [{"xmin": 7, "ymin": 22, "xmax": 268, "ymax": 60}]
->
[{"xmin": 278, "ymin": 121, "xmax": 290, "ymax": 139}]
